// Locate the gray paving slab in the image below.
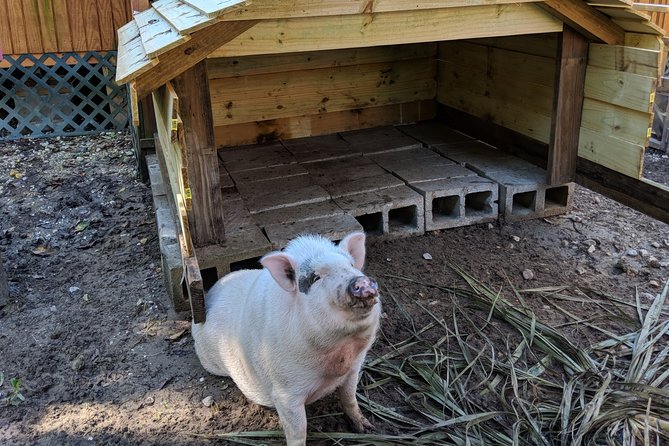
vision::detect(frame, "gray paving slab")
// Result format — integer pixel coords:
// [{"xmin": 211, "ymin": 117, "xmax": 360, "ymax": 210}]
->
[
  {"xmin": 323, "ymin": 174, "xmax": 405, "ymax": 198},
  {"xmin": 219, "ymin": 143, "xmax": 297, "ymax": 173},
  {"xmin": 236, "ymin": 174, "xmax": 315, "ymax": 198},
  {"xmin": 304, "ymin": 157, "xmax": 387, "ymax": 185},
  {"xmin": 339, "ymin": 126, "xmax": 422, "ymax": 155},
  {"xmin": 252, "ymin": 200, "xmax": 345, "ymax": 227},
  {"xmin": 264, "ymin": 214, "xmax": 363, "ymax": 250},
  {"xmin": 197, "ymin": 226, "xmax": 271, "ymax": 277},
  {"xmin": 397, "ymin": 121, "xmax": 474, "ymax": 146},
  {"xmin": 222, "ymin": 197, "xmax": 257, "ymax": 234},
  {"xmin": 247, "ymin": 184, "xmax": 331, "ymax": 214},
  {"xmin": 283, "ymin": 133, "xmax": 358, "ymax": 163},
  {"xmin": 230, "ymin": 163, "xmax": 309, "ymax": 184}
]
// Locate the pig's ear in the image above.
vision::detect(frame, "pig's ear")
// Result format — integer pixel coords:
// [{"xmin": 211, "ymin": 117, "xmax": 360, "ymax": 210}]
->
[
  {"xmin": 261, "ymin": 252, "xmax": 299, "ymax": 292},
  {"xmin": 339, "ymin": 232, "xmax": 366, "ymax": 270}
]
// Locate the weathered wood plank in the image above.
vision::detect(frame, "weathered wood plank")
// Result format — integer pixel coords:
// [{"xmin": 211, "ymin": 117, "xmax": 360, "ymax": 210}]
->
[
  {"xmin": 211, "ymin": 5, "xmax": 563, "ymax": 57},
  {"xmin": 68, "ymin": 1, "xmax": 88, "ymax": 51},
  {"xmin": 581, "ymin": 97, "xmax": 651, "ymax": 146},
  {"xmin": 578, "ymin": 126, "xmax": 643, "ymax": 178},
  {"xmin": 152, "ymin": 0, "xmax": 216, "ymax": 34},
  {"xmin": 172, "ymin": 61, "xmax": 226, "ymax": 247},
  {"xmin": 207, "ymin": 43, "xmax": 437, "ymax": 78},
  {"xmin": 588, "ymin": 43, "xmax": 662, "ymax": 77},
  {"xmin": 0, "ymin": 0, "xmax": 14, "ymax": 55},
  {"xmin": 624, "ymin": 32, "xmax": 664, "ymax": 51},
  {"xmin": 111, "ymin": 1, "xmax": 131, "ymax": 42},
  {"xmin": 217, "ymin": 0, "xmax": 544, "ymax": 21},
  {"xmin": 36, "ymin": 0, "xmax": 58, "ymax": 53},
  {"xmin": 134, "ymin": 7, "xmax": 189, "ymax": 59},
  {"xmin": 584, "ymin": 66, "xmax": 656, "ymax": 113},
  {"xmin": 132, "ymin": 20, "xmax": 257, "ymax": 96},
  {"xmin": 467, "ymin": 33, "xmax": 559, "ymax": 58},
  {"xmin": 96, "ymin": 0, "xmax": 116, "ymax": 50},
  {"xmin": 214, "ymin": 100, "xmax": 436, "ymax": 147},
  {"xmin": 82, "ymin": 0, "xmax": 102, "ymax": 50},
  {"xmin": 21, "ymin": 0, "xmax": 43, "ymax": 53},
  {"xmin": 539, "ymin": 0, "xmax": 625, "ymax": 44},
  {"xmin": 210, "ymin": 58, "xmax": 437, "ymax": 125},
  {"xmin": 5, "ymin": 0, "xmax": 27, "ymax": 54},
  {"xmin": 547, "ymin": 26, "xmax": 589, "ymax": 185},
  {"xmin": 183, "ymin": 0, "xmax": 247, "ymax": 18},
  {"xmin": 115, "ymin": 20, "xmax": 158, "ymax": 85}
]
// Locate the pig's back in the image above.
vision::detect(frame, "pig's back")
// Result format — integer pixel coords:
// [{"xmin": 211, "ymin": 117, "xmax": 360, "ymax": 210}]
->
[{"xmin": 192, "ymin": 269, "xmax": 262, "ymax": 380}]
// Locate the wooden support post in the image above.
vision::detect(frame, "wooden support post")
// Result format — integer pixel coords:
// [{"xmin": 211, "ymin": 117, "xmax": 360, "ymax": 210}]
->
[
  {"xmin": 172, "ymin": 60, "xmax": 225, "ymax": 247},
  {"xmin": 547, "ymin": 26, "xmax": 589, "ymax": 185}
]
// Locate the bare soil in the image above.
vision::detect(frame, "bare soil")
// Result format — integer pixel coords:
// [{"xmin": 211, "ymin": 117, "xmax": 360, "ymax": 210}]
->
[{"xmin": 0, "ymin": 133, "xmax": 668, "ymax": 445}]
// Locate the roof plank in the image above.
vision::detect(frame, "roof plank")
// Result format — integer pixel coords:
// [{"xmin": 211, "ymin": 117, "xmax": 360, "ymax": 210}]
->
[
  {"xmin": 539, "ymin": 0, "xmax": 626, "ymax": 45},
  {"xmin": 182, "ymin": 0, "xmax": 248, "ymax": 18},
  {"xmin": 152, "ymin": 0, "xmax": 216, "ymax": 34},
  {"xmin": 115, "ymin": 20, "xmax": 158, "ymax": 85},
  {"xmin": 134, "ymin": 7, "xmax": 190, "ymax": 59}
]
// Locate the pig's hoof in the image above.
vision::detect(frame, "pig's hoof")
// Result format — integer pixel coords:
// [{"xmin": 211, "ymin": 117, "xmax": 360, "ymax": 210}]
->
[{"xmin": 350, "ymin": 416, "xmax": 375, "ymax": 433}]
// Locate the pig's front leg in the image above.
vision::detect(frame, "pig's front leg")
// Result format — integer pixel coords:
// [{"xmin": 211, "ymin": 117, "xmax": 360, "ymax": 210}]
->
[
  {"xmin": 337, "ymin": 369, "xmax": 374, "ymax": 433},
  {"xmin": 273, "ymin": 395, "xmax": 308, "ymax": 446}
]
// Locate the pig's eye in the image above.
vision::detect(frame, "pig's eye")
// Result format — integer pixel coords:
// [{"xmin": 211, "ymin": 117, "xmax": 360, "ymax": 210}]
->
[{"xmin": 312, "ymin": 274, "xmax": 321, "ymax": 284}]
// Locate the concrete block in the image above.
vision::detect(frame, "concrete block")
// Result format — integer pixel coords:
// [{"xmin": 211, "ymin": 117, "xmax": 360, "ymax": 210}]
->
[
  {"xmin": 334, "ymin": 185, "xmax": 424, "ymax": 238},
  {"xmin": 222, "ymin": 197, "xmax": 257, "ymax": 234},
  {"xmin": 196, "ymin": 226, "xmax": 271, "ymax": 277},
  {"xmin": 252, "ymin": 200, "xmax": 345, "ymax": 227},
  {"xmin": 370, "ymin": 148, "xmax": 444, "ymax": 171},
  {"xmin": 304, "ymin": 157, "xmax": 387, "ymax": 185},
  {"xmin": 236, "ymin": 174, "xmax": 315, "ymax": 198},
  {"xmin": 246, "ymin": 184, "xmax": 331, "ymax": 214},
  {"xmin": 411, "ymin": 176, "xmax": 499, "ymax": 230},
  {"xmin": 219, "ymin": 142, "xmax": 297, "ymax": 173},
  {"xmin": 324, "ymin": 174, "xmax": 405, "ymax": 198},
  {"xmin": 154, "ymin": 195, "xmax": 178, "ymax": 245},
  {"xmin": 146, "ymin": 154, "xmax": 166, "ymax": 197},
  {"xmin": 282, "ymin": 134, "xmax": 357, "ymax": 163},
  {"xmin": 220, "ymin": 172, "xmax": 235, "ymax": 189},
  {"xmin": 231, "ymin": 163, "xmax": 309, "ymax": 184},
  {"xmin": 397, "ymin": 121, "xmax": 474, "ymax": 146},
  {"xmin": 264, "ymin": 214, "xmax": 363, "ymax": 250},
  {"xmin": 339, "ymin": 126, "xmax": 422, "ymax": 155}
]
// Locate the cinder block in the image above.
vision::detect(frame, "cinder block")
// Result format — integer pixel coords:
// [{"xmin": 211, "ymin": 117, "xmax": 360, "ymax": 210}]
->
[
  {"xmin": 147, "ymin": 154, "xmax": 166, "ymax": 197},
  {"xmin": 196, "ymin": 226, "xmax": 271, "ymax": 277},
  {"xmin": 264, "ymin": 214, "xmax": 363, "ymax": 250},
  {"xmin": 252, "ymin": 200, "xmax": 345, "ymax": 227},
  {"xmin": 222, "ymin": 197, "xmax": 257, "ymax": 234},
  {"xmin": 246, "ymin": 184, "xmax": 331, "ymax": 214},
  {"xmin": 334, "ymin": 186, "xmax": 424, "ymax": 238},
  {"xmin": 411, "ymin": 176, "xmax": 499, "ymax": 230},
  {"xmin": 231, "ymin": 163, "xmax": 309, "ymax": 185},
  {"xmin": 236, "ymin": 174, "xmax": 315, "ymax": 198},
  {"xmin": 283, "ymin": 134, "xmax": 357, "ymax": 163},
  {"xmin": 324, "ymin": 173, "xmax": 405, "ymax": 198},
  {"xmin": 154, "ymin": 195, "xmax": 178, "ymax": 244},
  {"xmin": 219, "ymin": 142, "xmax": 297, "ymax": 173},
  {"xmin": 390, "ymin": 161, "xmax": 482, "ymax": 184},
  {"xmin": 397, "ymin": 121, "xmax": 474, "ymax": 146},
  {"xmin": 339, "ymin": 126, "xmax": 422, "ymax": 155},
  {"xmin": 303, "ymin": 157, "xmax": 387, "ymax": 185},
  {"xmin": 370, "ymin": 148, "xmax": 444, "ymax": 171}
]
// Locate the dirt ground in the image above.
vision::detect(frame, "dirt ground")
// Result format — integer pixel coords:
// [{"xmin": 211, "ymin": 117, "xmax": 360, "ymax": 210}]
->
[{"xmin": 0, "ymin": 132, "xmax": 667, "ymax": 445}]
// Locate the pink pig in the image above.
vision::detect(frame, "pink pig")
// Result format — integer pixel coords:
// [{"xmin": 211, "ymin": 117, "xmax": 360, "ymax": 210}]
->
[{"xmin": 192, "ymin": 232, "xmax": 381, "ymax": 445}]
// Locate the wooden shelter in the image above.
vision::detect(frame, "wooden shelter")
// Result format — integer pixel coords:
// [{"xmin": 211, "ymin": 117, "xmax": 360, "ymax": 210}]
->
[{"xmin": 115, "ymin": 0, "xmax": 669, "ymax": 319}]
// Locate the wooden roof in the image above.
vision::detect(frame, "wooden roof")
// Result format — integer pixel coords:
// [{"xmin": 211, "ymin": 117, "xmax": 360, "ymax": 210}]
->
[{"xmin": 116, "ymin": 0, "xmax": 664, "ymax": 96}]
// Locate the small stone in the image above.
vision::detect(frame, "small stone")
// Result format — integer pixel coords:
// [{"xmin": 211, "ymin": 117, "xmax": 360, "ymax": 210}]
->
[
  {"xmin": 199, "ymin": 377, "xmax": 205, "ymax": 383},
  {"xmin": 639, "ymin": 249, "xmax": 649, "ymax": 258},
  {"xmin": 508, "ymin": 243, "xmax": 515, "ymax": 249},
  {"xmin": 560, "ymin": 240, "xmax": 569, "ymax": 248},
  {"xmin": 639, "ymin": 292, "xmax": 655, "ymax": 301},
  {"xmin": 576, "ymin": 266, "xmax": 587, "ymax": 275},
  {"xmin": 422, "ymin": 252, "xmax": 432, "ymax": 260},
  {"xmin": 651, "ymin": 242, "xmax": 661, "ymax": 249},
  {"xmin": 385, "ymin": 258, "xmax": 391, "ymax": 262},
  {"xmin": 584, "ymin": 239, "xmax": 596, "ymax": 247},
  {"xmin": 522, "ymin": 269, "xmax": 534, "ymax": 280},
  {"xmin": 648, "ymin": 257, "xmax": 661, "ymax": 268},
  {"xmin": 202, "ymin": 396, "xmax": 213, "ymax": 407},
  {"xmin": 587, "ymin": 245, "xmax": 596, "ymax": 254},
  {"xmin": 50, "ymin": 305, "xmax": 57, "ymax": 312},
  {"xmin": 663, "ymin": 240, "xmax": 669, "ymax": 247},
  {"xmin": 511, "ymin": 235, "xmax": 521, "ymax": 242},
  {"xmin": 68, "ymin": 286, "xmax": 82, "ymax": 297},
  {"xmin": 71, "ymin": 354, "xmax": 84, "ymax": 371},
  {"xmin": 75, "ymin": 156, "xmax": 83, "ymax": 162},
  {"xmin": 649, "ymin": 280, "xmax": 660, "ymax": 288},
  {"xmin": 487, "ymin": 223, "xmax": 494, "ymax": 229},
  {"xmin": 144, "ymin": 396, "xmax": 155, "ymax": 406},
  {"xmin": 593, "ymin": 196, "xmax": 601, "ymax": 204},
  {"xmin": 626, "ymin": 249, "xmax": 638, "ymax": 257}
]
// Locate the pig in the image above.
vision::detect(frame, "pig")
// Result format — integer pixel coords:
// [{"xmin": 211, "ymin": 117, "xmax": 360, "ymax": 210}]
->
[{"xmin": 191, "ymin": 231, "xmax": 381, "ymax": 446}]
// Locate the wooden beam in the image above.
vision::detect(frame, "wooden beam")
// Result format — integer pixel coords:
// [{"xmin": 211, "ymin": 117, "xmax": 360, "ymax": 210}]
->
[
  {"xmin": 547, "ymin": 26, "xmax": 589, "ymax": 185},
  {"xmin": 134, "ymin": 20, "xmax": 258, "ymax": 98},
  {"xmin": 539, "ymin": 0, "xmax": 625, "ymax": 45},
  {"xmin": 172, "ymin": 61, "xmax": 226, "ymax": 247},
  {"xmin": 211, "ymin": 5, "xmax": 562, "ymax": 57}
]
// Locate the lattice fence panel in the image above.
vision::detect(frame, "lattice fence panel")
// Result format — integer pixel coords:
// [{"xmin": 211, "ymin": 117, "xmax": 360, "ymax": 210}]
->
[{"xmin": 0, "ymin": 52, "xmax": 128, "ymax": 140}]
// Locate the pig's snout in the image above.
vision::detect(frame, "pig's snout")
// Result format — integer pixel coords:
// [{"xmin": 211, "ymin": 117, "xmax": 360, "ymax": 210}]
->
[{"xmin": 347, "ymin": 276, "xmax": 378, "ymax": 300}]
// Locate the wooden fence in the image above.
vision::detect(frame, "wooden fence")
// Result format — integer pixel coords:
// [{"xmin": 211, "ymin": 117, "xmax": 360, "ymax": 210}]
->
[
  {"xmin": 0, "ymin": 0, "xmax": 132, "ymax": 57},
  {"xmin": 639, "ymin": 0, "xmax": 669, "ymax": 35}
]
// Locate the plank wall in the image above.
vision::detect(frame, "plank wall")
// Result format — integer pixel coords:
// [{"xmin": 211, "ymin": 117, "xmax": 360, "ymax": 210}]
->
[
  {"xmin": 210, "ymin": 43, "xmax": 438, "ymax": 147},
  {"xmin": 0, "ymin": 0, "xmax": 131, "ymax": 57},
  {"xmin": 437, "ymin": 33, "xmax": 659, "ymax": 179}
]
